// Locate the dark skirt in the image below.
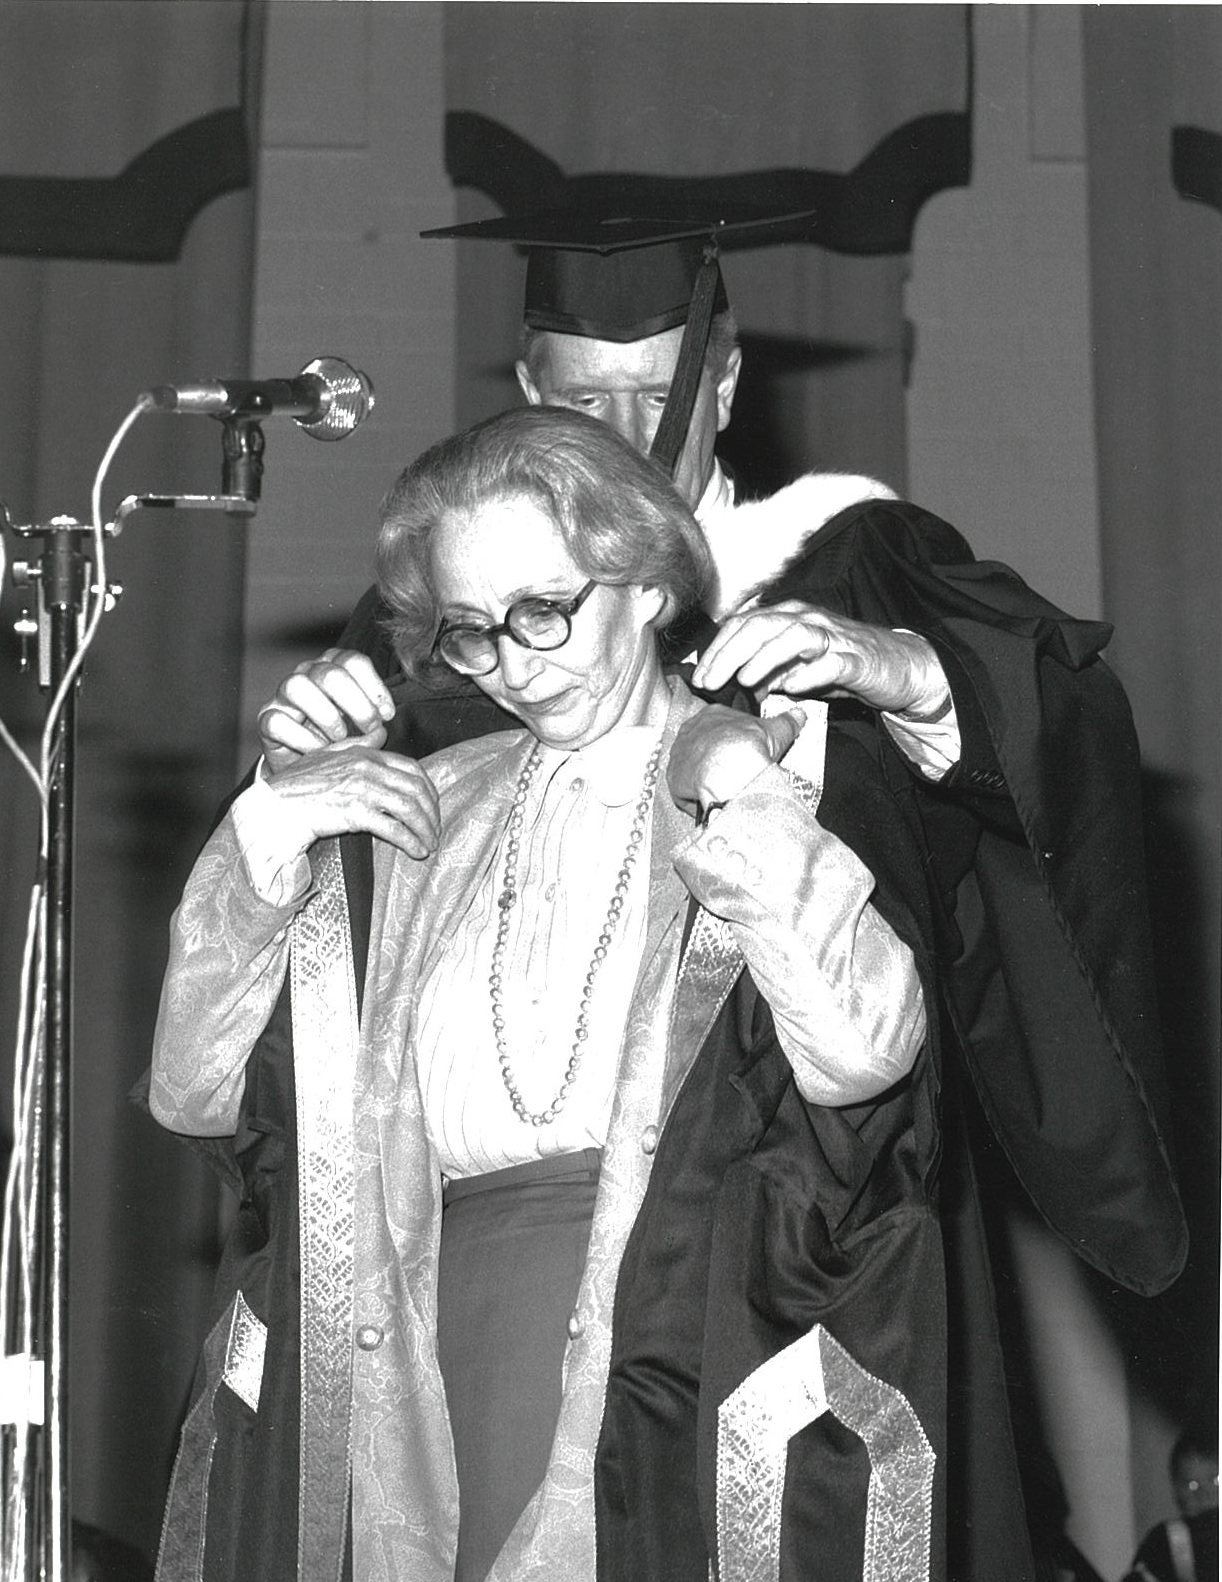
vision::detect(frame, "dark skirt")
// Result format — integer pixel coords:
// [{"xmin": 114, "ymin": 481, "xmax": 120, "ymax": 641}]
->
[{"xmin": 436, "ymin": 1150, "xmax": 601, "ymax": 1582}]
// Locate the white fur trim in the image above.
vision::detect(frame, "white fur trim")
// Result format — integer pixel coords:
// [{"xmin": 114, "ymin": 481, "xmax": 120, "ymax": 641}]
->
[{"xmin": 700, "ymin": 472, "xmax": 898, "ymax": 619}]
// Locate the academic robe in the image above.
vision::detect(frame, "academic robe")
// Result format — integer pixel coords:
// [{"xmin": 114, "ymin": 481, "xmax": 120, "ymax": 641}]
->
[
  {"xmin": 148, "ymin": 484, "xmax": 1184, "ymax": 1582},
  {"xmin": 327, "ymin": 485, "xmax": 1186, "ymax": 1582},
  {"xmin": 149, "ymin": 681, "xmax": 944, "ymax": 1582}
]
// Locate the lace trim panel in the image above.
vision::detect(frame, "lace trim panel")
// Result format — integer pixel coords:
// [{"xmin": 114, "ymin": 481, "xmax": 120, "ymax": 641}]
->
[
  {"xmin": 291, "ymin": 839, "xmax": 359, "ymax": 1582},
  {"xmin": 715, "ymin": 1323, "xmax": 935, "ymax": 1582},
  {"xmin": 221, "ymin": 1290, "xmax": 267, "ymax": 1413}
]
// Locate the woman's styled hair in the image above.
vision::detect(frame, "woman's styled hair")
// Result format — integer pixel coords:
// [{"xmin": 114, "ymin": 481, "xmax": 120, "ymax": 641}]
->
[{"xmin": 376, "ymin": 406, "xmax": 713, "ymax": 680}]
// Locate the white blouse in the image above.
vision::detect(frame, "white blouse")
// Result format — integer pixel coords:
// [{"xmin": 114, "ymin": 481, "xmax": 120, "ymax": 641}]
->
[
  {"xmin": 413, "ymin": 725, "xmax": 662, "ymax": 1178},
  {"xmin": 223, "ymin": 700, "xmax": 926, "ymax": 1181}
]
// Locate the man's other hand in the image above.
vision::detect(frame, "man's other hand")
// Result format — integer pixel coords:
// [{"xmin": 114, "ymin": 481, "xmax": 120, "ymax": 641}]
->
[
  {"xmin": 691, "ymin": 602, "xmax": 949, "ymax": 718},
  {"xmin": 258, "ymin": 648, "xmax": 396, "ymax": 773}
]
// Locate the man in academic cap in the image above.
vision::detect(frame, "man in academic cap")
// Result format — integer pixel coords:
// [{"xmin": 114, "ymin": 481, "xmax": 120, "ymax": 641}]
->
[{"xmin": 191, "ymin": 213, "xmax": 1185, "ymax": 1579}]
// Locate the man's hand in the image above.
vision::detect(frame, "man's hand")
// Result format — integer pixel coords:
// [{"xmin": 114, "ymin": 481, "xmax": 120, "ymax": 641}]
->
[
  {"xmin": 258, "ymin": 649, "xmax": 396, "ymax": 774},
  {"xmin": 668, "ymin": 705, "xmax": 804, "ymax": 821},
  {"xmin": 269, "ymin": 734, "xmax": 441, "ymax": 859},
  {"xmin": 691, "ymin": 601, "xmax": 949, "ymax": 718}
]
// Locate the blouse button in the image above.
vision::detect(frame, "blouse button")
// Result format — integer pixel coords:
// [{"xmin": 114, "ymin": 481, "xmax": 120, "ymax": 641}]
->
[
  {"xmin": 641, "ymin": 1125, "xmax": 658, "ymax": 1155},
  {"xmin": 544, "ymin": 882, "xmax": 557, "ymax": 901},
  {"xmin": 355, "ymin": 1324, "xmax": 384, "ymax": 1351},
  {"xmin": 567, "ymin": 1311, "xmax": 585, "ymax": 1340}
]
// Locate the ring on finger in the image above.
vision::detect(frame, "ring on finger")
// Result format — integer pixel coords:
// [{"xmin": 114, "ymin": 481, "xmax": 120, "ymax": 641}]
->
[{"xmin": 259, "ymin": 701, "xmax": 305, "ymax": 726}]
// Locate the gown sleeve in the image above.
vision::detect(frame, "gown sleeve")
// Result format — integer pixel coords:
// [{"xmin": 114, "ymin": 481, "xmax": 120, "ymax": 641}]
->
[
  {"xmin": 673, "ymin": 761, "xmax": 925, "ymax": 1106},
  {"xmin": 759, "ymin": 495, "xmax": 1186, "ymax": 1294},
  {"xmin": 149, "ymin": 815, "xmax": 305, "ymax": 1137}
]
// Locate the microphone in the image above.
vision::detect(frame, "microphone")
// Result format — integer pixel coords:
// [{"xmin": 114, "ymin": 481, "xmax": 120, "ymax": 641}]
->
[{"xmin": 146, "ymin": 356, "xmax": 374, "ymax": 441}]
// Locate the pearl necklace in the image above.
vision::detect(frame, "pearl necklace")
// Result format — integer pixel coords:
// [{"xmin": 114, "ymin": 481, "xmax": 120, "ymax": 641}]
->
[{"xmin": 490, "ymin": 735, "xmax": 664, "ymax": 1127}]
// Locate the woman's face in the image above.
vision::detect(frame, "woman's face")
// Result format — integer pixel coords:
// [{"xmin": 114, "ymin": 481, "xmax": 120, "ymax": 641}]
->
[{"xmin": 429, "ymin": 493, "xmax": 668, "ymax": 750}]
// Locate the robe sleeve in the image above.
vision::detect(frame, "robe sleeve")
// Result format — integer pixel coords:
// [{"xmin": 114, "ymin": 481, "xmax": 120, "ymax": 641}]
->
[
  {"xmin": 673, "ymin": 763, "xmax": 926, "ymax": 1106},
  {"xmin": 764, "ymin": 496, "xmax": 1186, "ymax": 1294},
  {"xmin": 149, "ymin": 816, "xmax": 305, "ymax": 1137}
]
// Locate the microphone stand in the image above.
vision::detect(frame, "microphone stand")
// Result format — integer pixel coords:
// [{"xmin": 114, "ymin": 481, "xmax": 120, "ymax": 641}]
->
[{"xmin": 2, "ymin": 416, "xmax": 260, "ymax": 1582}]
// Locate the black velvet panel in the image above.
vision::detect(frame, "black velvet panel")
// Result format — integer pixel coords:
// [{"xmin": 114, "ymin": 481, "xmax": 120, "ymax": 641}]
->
[{"xmin": 0, "ymin": 109, "xmax": 251, "ymax": 262}]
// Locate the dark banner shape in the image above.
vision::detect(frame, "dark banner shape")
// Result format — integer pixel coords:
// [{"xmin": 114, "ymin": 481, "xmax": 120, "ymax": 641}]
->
[
  {"xmin": 445, "ymin": 108, "xmax": 971, "ymax": 258},
  {"xmin": 0, "ymin": 106, "xmax": 250, "ymax": 262},
  {"xmin": 1172, "ymin": 126, "xmax": 1222, "ymax": 215}
]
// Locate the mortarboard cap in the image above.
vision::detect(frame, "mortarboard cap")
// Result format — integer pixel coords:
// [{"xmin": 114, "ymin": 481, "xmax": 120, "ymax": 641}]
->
[
  {"xmin": 525, "ymin": 231, "xmax": 725, "ymax": 343},
  {"xmin": 422, "ymin": 202, "xmax": 819, "ymax": 343}
]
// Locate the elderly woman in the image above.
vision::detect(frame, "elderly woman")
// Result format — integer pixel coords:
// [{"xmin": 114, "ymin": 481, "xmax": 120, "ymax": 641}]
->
[{"xmin": 149, "ymin": 408, "xmax": 944, "ymax": 1582}]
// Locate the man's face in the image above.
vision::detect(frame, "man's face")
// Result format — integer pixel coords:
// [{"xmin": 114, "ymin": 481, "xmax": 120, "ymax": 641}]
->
[{"xmin": 516, "ymin": 326, "xmax": 741, "ymax": 512}]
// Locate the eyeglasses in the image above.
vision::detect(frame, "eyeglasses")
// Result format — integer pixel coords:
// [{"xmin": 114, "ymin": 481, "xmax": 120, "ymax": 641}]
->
[{"xmin": 433, "ymin": 580, "xmax": 599, "ymax": 677}]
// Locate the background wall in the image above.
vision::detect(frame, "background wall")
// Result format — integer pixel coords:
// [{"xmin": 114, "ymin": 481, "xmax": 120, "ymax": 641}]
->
[
  {"xmin": 908, "ymin": 13, "xmax": 1122, "ymax": 1558},
  {"xmin": 0, "ymin": 0, "xmax": 456, "ymax": 1564},
  {"xmin": 908, "ymin": 5, "xmax": 1102, "ymax": 617},
  {"xmin": 238, "ymin": 0, "xmax": 457, "ymax": 763},
  {"xmin": 0, "ymin": 0, "xmax": 260, "ymax": 1559},
  {"xmin": 912, "ymin": 8, "xmax": 1220, "ymax": 1571}
]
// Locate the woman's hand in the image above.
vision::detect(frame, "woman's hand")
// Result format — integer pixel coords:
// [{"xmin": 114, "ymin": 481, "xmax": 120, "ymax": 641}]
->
[
  {"xmin": 258, "ymin": 649, "xmax": 396, "ymax": 774},
  {"xmin": 667, "ymin": 705, "xmax": 804, "ymax": 821},
  {"xmin": 269, "ymin": 733, "xmax": 441, "ymax": 859}
]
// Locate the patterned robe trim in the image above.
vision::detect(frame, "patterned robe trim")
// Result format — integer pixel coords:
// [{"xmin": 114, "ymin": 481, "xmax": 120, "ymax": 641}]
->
[
  {"xmin": 154, "ymin": 1290, "xmax": 266, "ymax": 1582},
  {"xmin": 715, "ymin": 1324, "xmax": 935, "ymax": 1582},
  {"xmin": 663, "ymin": 907, "xmax": 743, "ymax": 1127},
  {"xmin": 222, "ymin": 1290, "xmax": 268, "ymax": 1413},
  {"xmin": 291, "ymin": 838, "xmax": 359, "ymax": 1582},
  {"xmin": 762, "ymin": 696, "xmax": 828, "ymax": 811}
]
